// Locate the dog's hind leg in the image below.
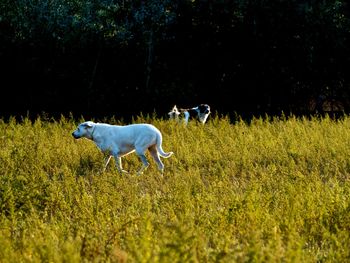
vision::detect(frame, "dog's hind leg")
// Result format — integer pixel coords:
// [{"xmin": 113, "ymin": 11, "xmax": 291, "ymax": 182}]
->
[
  {"xmin": 135, "ymin": 148, "xmax": 150, "ymax": 175},
  {"xmin": 148, "ymin": 145, "xmax": 164, "ymax": 173}
]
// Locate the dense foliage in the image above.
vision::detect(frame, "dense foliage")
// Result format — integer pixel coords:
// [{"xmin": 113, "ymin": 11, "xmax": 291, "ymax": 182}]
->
[
  {"xmin": 1, "ymin": 1, "xmax": 350, "ymax": 118},
  {"xmin": 0, "ymin": 115, "xmax": 350, "ymax": 262}
]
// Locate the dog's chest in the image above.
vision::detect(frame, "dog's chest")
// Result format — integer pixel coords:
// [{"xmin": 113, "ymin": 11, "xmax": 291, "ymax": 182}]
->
[{"xmin": 94, "ymin": 141, "xmax": 113, "ymax": 153}]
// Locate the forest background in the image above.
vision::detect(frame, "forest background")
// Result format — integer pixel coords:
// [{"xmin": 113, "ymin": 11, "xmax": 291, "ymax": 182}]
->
[{"xmin": 1, "ymin": 0, "xmax": 350, "ymax": 120}]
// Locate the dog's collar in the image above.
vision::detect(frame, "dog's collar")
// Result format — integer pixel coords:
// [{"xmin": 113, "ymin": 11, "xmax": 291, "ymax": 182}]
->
[{"xmin": 90, "ymin": 125, "xmax": 96, "ymax": 140}]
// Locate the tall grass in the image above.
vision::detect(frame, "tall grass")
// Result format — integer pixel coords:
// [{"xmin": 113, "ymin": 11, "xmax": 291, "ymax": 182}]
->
[{"xmin": 0, "ymin": 114, "xmax": 350, "ymax": 262}]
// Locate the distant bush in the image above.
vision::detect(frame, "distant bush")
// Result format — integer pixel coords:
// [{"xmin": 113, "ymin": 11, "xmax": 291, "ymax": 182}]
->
[{"xmin": 1, "ymin": 1, "xmax": 350, "ymax": 116}]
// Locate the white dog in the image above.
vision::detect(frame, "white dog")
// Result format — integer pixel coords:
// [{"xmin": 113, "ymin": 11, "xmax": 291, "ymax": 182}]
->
[
  {"xmin": 72, "ymin": 121, "xmax": 173, "ymax": 175},
  {"xmin": 168, "ymin": 104, "xmax": 211, "ymax": 125}
]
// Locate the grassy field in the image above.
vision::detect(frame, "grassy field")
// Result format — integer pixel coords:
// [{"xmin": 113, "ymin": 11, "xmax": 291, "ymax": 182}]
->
[{"xmin": 0, "ymin": 114, "xmax": 350, "ymax": 262}]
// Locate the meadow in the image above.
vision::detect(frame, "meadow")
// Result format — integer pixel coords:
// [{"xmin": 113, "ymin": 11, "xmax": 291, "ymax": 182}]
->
[{"xmin": 0, "ymin": 114, "xmax": 350, "ymax": 262}]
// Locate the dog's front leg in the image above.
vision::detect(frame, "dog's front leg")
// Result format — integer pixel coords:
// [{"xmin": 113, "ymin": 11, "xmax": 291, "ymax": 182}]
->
[
  {"xmin": 115, "ymin": 156, "xmax": 129, "ymax": 174},
  {"xmin": 102, "ymin": 155, "xmax": 112, "ymax": 172}
]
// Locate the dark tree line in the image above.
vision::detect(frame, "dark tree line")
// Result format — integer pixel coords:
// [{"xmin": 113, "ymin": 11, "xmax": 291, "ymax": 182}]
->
[{"xmin": 1, "ymin": 0, "xmax": 350, "ymax": 119}]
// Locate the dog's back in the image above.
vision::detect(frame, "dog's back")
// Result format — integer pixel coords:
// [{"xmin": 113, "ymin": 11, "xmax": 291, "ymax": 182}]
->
[
  {"xmin": 95, "ymin": 123, "xmax": 159, "ymax": 141},
  {"xmin": 168, "ymin": 104, "xmax": 211, "ymax": 124}
]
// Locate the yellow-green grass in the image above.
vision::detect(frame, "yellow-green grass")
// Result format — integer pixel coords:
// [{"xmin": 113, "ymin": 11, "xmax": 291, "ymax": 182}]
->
[{"xmin": 0, "ymin": 114, "xmax": 350, "ymax": 262}]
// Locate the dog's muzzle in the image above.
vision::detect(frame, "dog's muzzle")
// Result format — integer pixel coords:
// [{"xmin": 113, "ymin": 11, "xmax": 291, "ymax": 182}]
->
[{"xmin": 72, "ymin": 132, "xmax": 80, "ymax": 139}]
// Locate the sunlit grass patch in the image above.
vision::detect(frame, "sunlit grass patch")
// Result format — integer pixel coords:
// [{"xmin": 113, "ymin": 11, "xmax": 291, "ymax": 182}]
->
[{"xmin": 0, "ymin": 114, "xmax": 350, "ymax": 262}]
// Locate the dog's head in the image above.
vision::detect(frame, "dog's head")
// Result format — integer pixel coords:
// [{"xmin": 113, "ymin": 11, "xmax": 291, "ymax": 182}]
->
[
  {"xmin": 194, "ymin": 104, "xmax": 211, "ymax": 123},
  {"xmin": 72, "ymin": 121, "xmax": 95, "ymax": 139},
  {"xmin": 168, "ymin": 105, "xmax": 181, "ymax": 119}
]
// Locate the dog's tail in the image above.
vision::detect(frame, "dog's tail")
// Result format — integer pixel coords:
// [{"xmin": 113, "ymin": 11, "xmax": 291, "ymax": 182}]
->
[{"xmin": 156, "ymin": 132, "xmax": 173, "ymax": 158}]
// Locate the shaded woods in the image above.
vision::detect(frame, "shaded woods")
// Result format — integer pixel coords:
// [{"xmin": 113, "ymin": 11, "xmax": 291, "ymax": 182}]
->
[{"xmin": 1, "ymin": 0, "xmax": 350, "ymax": 119}]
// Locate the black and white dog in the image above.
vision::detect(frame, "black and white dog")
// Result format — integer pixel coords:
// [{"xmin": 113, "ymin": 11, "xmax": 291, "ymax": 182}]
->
[{"xmin": 168, "ymin": 104, "xmax": 211, "ymax": 125}]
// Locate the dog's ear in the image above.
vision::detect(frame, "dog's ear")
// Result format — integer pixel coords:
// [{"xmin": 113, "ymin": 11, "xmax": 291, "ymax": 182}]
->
[
  {"xmin": 83, "ymin": 121, "xmax": 94, "ymax": 128},
  {"xmin": 169, "ymin": 105, "xmax": 177, "ymax": 115}
]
